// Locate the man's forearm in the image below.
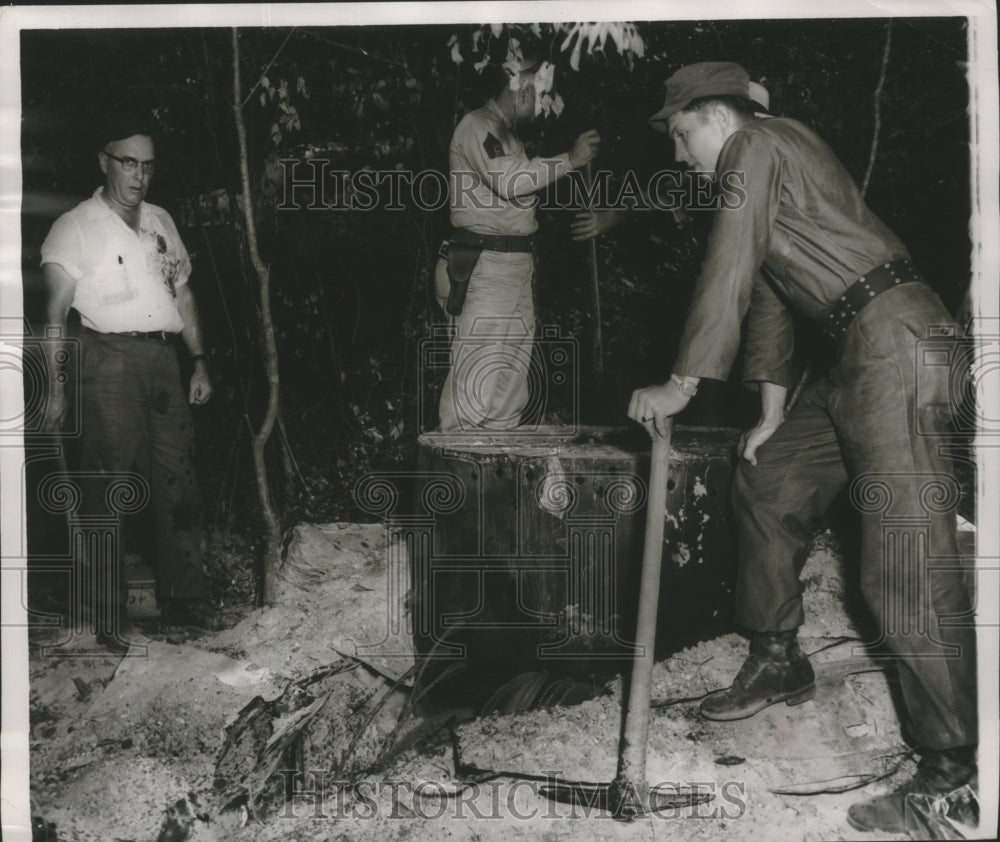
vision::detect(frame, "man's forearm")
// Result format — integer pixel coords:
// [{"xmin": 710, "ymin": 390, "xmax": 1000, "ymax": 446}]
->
[
  {"xmin": 43, "ymin": 328, "xmax": 67, "ymax": 400},
  {"xmin": 42, "ymin": 265, "xmax": 76, "ymax": 398},
  {"xmin": 175, "ymin": 285, "xmax": 206, "ymax": 358},
  {"xmin": 175, "ymin": 284, "xmax": 211, "ymax": 398},
  {"xmin": 40, "ymin": 264, "xmax": 78, "ymax": 431},
  {"xmin": 175, "ymin": 284, "xmax": 213, "ymax": 404},
  {"xmin": 759, "ymin": 381, "xmax": 788, "ymax": 423}
]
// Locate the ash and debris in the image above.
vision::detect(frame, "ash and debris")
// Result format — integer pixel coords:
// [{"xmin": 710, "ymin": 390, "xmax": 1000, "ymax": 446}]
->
[{"xmin": 26, "ymin": 522, "xmax": 912, "ymax": 842}]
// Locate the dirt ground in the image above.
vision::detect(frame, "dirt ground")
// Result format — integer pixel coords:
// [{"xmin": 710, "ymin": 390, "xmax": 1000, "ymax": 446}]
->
[{"xmin": 24, "ymin": 522, "xmax": 975, "ymax": 841}]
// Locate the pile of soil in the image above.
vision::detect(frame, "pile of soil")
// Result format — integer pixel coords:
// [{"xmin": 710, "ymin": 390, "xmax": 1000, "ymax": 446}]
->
[{"xmin": 26, "ymin": 522, "xmax": 921, "ymax": 842}]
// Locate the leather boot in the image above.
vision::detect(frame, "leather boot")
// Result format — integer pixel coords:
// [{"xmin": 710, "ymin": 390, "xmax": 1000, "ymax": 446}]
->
[
  {"xmin": 700, "ymin": 630, "xmax": 815, "ymax": 721},
  {"xmin": 847, "ymin": 746, "xmax": 977, "ymax": 833}
]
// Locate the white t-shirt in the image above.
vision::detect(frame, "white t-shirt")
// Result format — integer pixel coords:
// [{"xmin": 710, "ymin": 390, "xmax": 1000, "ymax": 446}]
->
[{"xmin": 40, "ymin": 188, "xmax": 190, "ymax": 333}]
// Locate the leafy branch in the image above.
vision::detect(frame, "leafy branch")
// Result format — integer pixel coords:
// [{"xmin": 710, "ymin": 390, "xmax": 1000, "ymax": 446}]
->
[{"xmin": 447, "ymin": 22, "xmax": 645, "ymax": 117}]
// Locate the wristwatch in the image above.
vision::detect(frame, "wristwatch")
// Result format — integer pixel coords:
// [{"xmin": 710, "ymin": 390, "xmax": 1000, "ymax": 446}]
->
[{"xmin": 670, "ymin": 374, "xmax": 698, "ymax": 398}]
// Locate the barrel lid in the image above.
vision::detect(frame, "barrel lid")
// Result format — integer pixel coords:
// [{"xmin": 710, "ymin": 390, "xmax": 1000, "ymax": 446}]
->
[{"xmin": 419, "ymin": 425, "xmax": 738, "ymax": 461}]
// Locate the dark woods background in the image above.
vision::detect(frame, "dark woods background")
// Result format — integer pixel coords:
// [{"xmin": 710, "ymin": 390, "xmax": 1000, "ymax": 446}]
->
[{"xmin": 20, "ymin": 19, "xmax": 971, "ymax": 603}]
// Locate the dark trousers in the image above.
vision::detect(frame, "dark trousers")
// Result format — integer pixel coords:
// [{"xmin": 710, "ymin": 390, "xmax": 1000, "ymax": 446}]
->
[
  {"xmin": 732, "ymin": 282, "xmax": 977, "ymax": 751},
  {"xmin": 78, "ymin": 331, "xmax": 207, "ymax": 610}
]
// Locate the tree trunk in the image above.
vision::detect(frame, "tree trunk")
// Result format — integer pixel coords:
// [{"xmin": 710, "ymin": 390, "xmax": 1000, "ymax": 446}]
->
[
  {"xmin": 861, "ymin": 20, "xmax": 893, "ymax": 198},
  {"xmin": 232, "ymin": 28, "xmax": 283, "ymax": 605}
]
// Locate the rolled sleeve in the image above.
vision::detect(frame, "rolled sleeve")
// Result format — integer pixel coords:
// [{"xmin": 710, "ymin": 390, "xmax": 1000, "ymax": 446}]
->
[
  {"xmin": 673, "ymin": 131, "xmax": 782, "ymax": 381},
  {"xmin": 742, "ymin": 272, "xmax": 795, "ymax": 388},
  {"xmin": 40, "ymin": 213, "xmax": 84, "ymax": 280}
]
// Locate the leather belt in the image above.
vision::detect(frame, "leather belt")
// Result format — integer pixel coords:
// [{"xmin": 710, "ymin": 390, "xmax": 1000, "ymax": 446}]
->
[
  {"xmin": 450, "ymin": 228, "xmax": 535, "ymax": 253},
  {"xmin": 823, "ymin": 259, "xmax": 924, "ymax": 340},
  {"xmin": 83, "ymin": 327, "xmax": 177, "ymax": 343}
]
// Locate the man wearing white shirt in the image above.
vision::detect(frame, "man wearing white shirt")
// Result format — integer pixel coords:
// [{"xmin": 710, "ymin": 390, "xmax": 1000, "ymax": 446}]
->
[{"xmin": 41, "ymin": 114, "xmax": 216, "ymax": 649}]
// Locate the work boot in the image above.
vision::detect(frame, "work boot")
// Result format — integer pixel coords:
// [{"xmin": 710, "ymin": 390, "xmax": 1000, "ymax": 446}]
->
[
  {"xmin": 847, "ymin": 746, "xmax": 977, "ymax": 833},
  {"xmin": 700, "ymin": 630, "xmax": 815, "ymax": 721}
]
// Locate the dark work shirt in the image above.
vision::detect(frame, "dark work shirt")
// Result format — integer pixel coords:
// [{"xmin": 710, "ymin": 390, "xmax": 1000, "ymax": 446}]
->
[{"xmin": 672, "ymin": 117, "xmax": 909, "ymax": 388}]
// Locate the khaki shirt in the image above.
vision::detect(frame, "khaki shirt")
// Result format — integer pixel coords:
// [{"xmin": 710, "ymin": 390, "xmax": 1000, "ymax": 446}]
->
[
  {"xmin": 673, "ymin": 117, "xmax": 909, "ymax": 387},
  {"xmin": 449, "ymin": 99, "xmax": 571, "ymax": 236}
]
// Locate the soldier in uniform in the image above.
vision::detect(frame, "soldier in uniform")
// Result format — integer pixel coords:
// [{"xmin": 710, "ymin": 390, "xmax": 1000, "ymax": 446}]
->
[
  {"xmin": 626, "ymin": 62, "xmax": 978, "ymax": 833},
  {"xmin": 435, "ymin": 53, "xmax": 600, "ymax": 431}
]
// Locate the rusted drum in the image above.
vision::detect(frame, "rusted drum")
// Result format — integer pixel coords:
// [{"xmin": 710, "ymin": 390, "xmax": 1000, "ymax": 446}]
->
[{"xmin": 406, "ymin": 425, "xmax": 741, "ymax": 676}]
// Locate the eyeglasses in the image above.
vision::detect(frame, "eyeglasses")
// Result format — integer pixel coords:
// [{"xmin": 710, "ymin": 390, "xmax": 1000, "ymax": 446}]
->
[{"xmin": 103, "ymin": 151, "xmax": 156, "ymax": 174}]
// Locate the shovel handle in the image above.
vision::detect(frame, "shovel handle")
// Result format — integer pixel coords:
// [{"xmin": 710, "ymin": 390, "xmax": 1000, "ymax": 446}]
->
[{"xmin": 616, "ymin": 421, "xmax": 673, "ymax": 799}]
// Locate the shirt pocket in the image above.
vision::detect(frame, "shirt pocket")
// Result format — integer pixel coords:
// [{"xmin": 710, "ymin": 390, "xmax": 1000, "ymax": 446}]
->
[{"xmin": 95, "ymin": 247, "xmax": 139, "ymax": 306}]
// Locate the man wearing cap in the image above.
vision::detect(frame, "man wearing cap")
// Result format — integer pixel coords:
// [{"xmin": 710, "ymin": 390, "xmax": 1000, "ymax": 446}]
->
[
  {"xmin": 41, "ymin": 115, "xmax": 217, "ymax": 649},
  {"xmin": 435, "ymin": 53, "xmax": 600, "ymax": 430},
  {"xmin": 626, "ymin": 62, "xmax": 977, "ymax": 832}
]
